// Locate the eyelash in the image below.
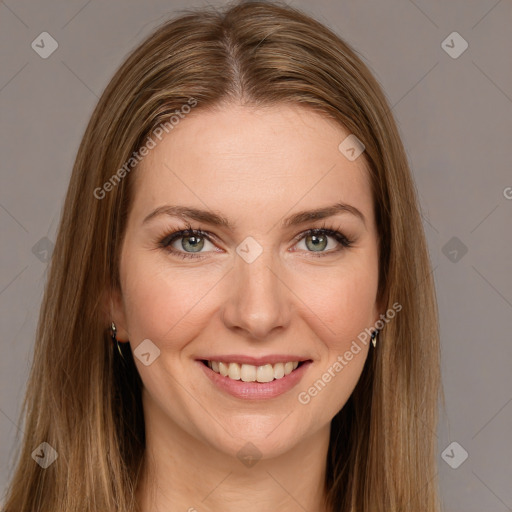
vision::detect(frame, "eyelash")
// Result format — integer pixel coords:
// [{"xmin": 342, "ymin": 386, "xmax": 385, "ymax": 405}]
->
[{"xmin": 157, "ymin": 221, "xmax": 354, "ymax": 260}]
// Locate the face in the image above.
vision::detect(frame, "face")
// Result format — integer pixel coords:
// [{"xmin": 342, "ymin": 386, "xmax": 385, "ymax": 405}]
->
[{"xmin": 111, "ymin": 102, "xmax": 381, "ymax": 459}]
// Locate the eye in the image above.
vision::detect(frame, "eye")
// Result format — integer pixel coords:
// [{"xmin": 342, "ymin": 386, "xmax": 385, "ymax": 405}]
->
[
  {"xmin": 292, "ymin": 227, "xmax": 353, "ymax": 257},
  {"xmin": 157, "ymin": 223, "xmax": 354, "ymax": 260},
  {"xmin": 158, "ymin": 226, "xmax": 218, "ymax": 259}
]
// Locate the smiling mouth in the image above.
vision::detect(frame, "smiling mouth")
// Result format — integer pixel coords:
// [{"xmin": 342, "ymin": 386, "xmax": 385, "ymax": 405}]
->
[{"xmin": 201, "ymin": 360, "xmax": 307, "ymax": 383}]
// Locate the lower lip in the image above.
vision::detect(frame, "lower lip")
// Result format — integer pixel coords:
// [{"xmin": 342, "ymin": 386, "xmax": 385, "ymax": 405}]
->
[{"xmin": 197, "ymin": 360, "xmax": 312, "ymax": 400}]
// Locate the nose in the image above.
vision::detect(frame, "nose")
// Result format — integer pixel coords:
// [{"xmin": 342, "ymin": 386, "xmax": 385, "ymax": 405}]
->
[{"xmin": 221, "ymin": 247, "xmax": 291, "ymax": 340}]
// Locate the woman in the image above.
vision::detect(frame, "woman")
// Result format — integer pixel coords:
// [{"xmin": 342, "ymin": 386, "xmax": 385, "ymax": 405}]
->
[{"xmin": 3, "ymin": 1, "xmax": 442, "ymax": 511}]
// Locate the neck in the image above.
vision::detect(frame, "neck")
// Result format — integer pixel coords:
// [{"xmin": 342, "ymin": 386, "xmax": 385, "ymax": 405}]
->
[{"xmin": 135, "ymin": 392, "xmax": 331, "ymax": 512}]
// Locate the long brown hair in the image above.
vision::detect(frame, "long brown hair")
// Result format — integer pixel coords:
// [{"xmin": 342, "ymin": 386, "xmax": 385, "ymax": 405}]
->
[{"xmin": 2, "ymin": 1, "xmax": 442, "ymax": 510}]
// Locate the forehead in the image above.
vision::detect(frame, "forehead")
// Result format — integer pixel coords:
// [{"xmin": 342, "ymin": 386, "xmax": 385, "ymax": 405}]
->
[{"xmin": 129, "ymin": 103, "xmax": 373, "ymax": 227}]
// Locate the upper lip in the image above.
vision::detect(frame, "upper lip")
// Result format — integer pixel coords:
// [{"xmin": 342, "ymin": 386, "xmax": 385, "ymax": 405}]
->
[{"xmin": 197, "ymin": 355, "xmax": 311, "ymax": 365}]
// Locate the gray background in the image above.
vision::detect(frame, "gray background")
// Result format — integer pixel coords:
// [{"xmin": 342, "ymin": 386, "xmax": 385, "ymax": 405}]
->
[{"xmin": 1, "ymin": 0, "xmax": 511, "ymax": 510}]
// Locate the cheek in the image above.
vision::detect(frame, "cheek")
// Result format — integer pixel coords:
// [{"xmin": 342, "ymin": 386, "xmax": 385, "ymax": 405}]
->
[
  {"xmin": 299, "ymin": 258, "xmax": 378, "ymax": 347},
  {"xmin": 120, "ymin": 253, "xmax": 215, "ymax": 345},
  {"xmin": 296, "ymin": 270, "xmax": 375, "ymax": 415},
  {"xmin": 334, "ymin": 277, "xmax": 376, "ymax": 339}
]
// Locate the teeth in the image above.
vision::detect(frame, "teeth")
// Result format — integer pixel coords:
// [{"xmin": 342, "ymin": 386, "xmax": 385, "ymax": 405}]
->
[
  {"xmin": 219, "ymin": 362, "xmax": 229, "ymax": 377},
  {"xmin": 256, "ymin": 364, "xmax": 274, "ymax": 383},
  {"xmin": 206, "ymin": 360, "xmax": 301, "ymax": 382},
  {"xmin": 240, "ymin": 364, "xmax": 257, "ymax": 382},
  {"xmin": 228, "ymin": 363, "xmax": 241, "ymax": 380},
  {"xmin": 274, "ymin": 362, "xmax": 285, "ymax": 379}
]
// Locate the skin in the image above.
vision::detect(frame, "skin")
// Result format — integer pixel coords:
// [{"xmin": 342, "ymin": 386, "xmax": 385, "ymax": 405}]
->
[{"xmin": 110, "ymin": 102, "xmax": 382, "ymax": 512}]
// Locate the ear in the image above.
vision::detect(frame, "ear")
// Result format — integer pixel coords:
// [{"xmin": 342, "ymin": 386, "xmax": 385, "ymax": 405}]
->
[
  {"xmin": 371, "ymin": 290, "xmax": 387, "ymax": 327},
  {"xmin": 101, "ymin": 286, "xmax": 130, "ymax": 343}
]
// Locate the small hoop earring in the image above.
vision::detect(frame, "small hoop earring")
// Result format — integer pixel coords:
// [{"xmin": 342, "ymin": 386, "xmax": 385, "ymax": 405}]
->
[
  {"xmin": 371, "ymin": 329, "xmax": 379, "ymax": 348},
  {"xmin": 110, "ymin": 321, "xmax": 125, "ymax": 360}
]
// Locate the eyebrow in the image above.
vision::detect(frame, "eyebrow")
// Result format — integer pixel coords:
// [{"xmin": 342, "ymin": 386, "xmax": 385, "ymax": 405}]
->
[{"xmin": 142, "ymin": 202, "xmax": 366, "ymax": 229}]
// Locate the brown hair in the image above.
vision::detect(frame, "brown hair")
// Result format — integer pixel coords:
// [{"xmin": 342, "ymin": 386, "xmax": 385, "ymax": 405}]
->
[{"xmin": 2, "ymin": 1, "xmax": 442, "ymax": 510}]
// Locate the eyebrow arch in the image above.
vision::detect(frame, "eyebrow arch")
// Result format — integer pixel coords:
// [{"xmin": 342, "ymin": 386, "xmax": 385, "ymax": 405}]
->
[{"xmin": 142, "ymin": 202, "xmax": 366, "ymax": 229}]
